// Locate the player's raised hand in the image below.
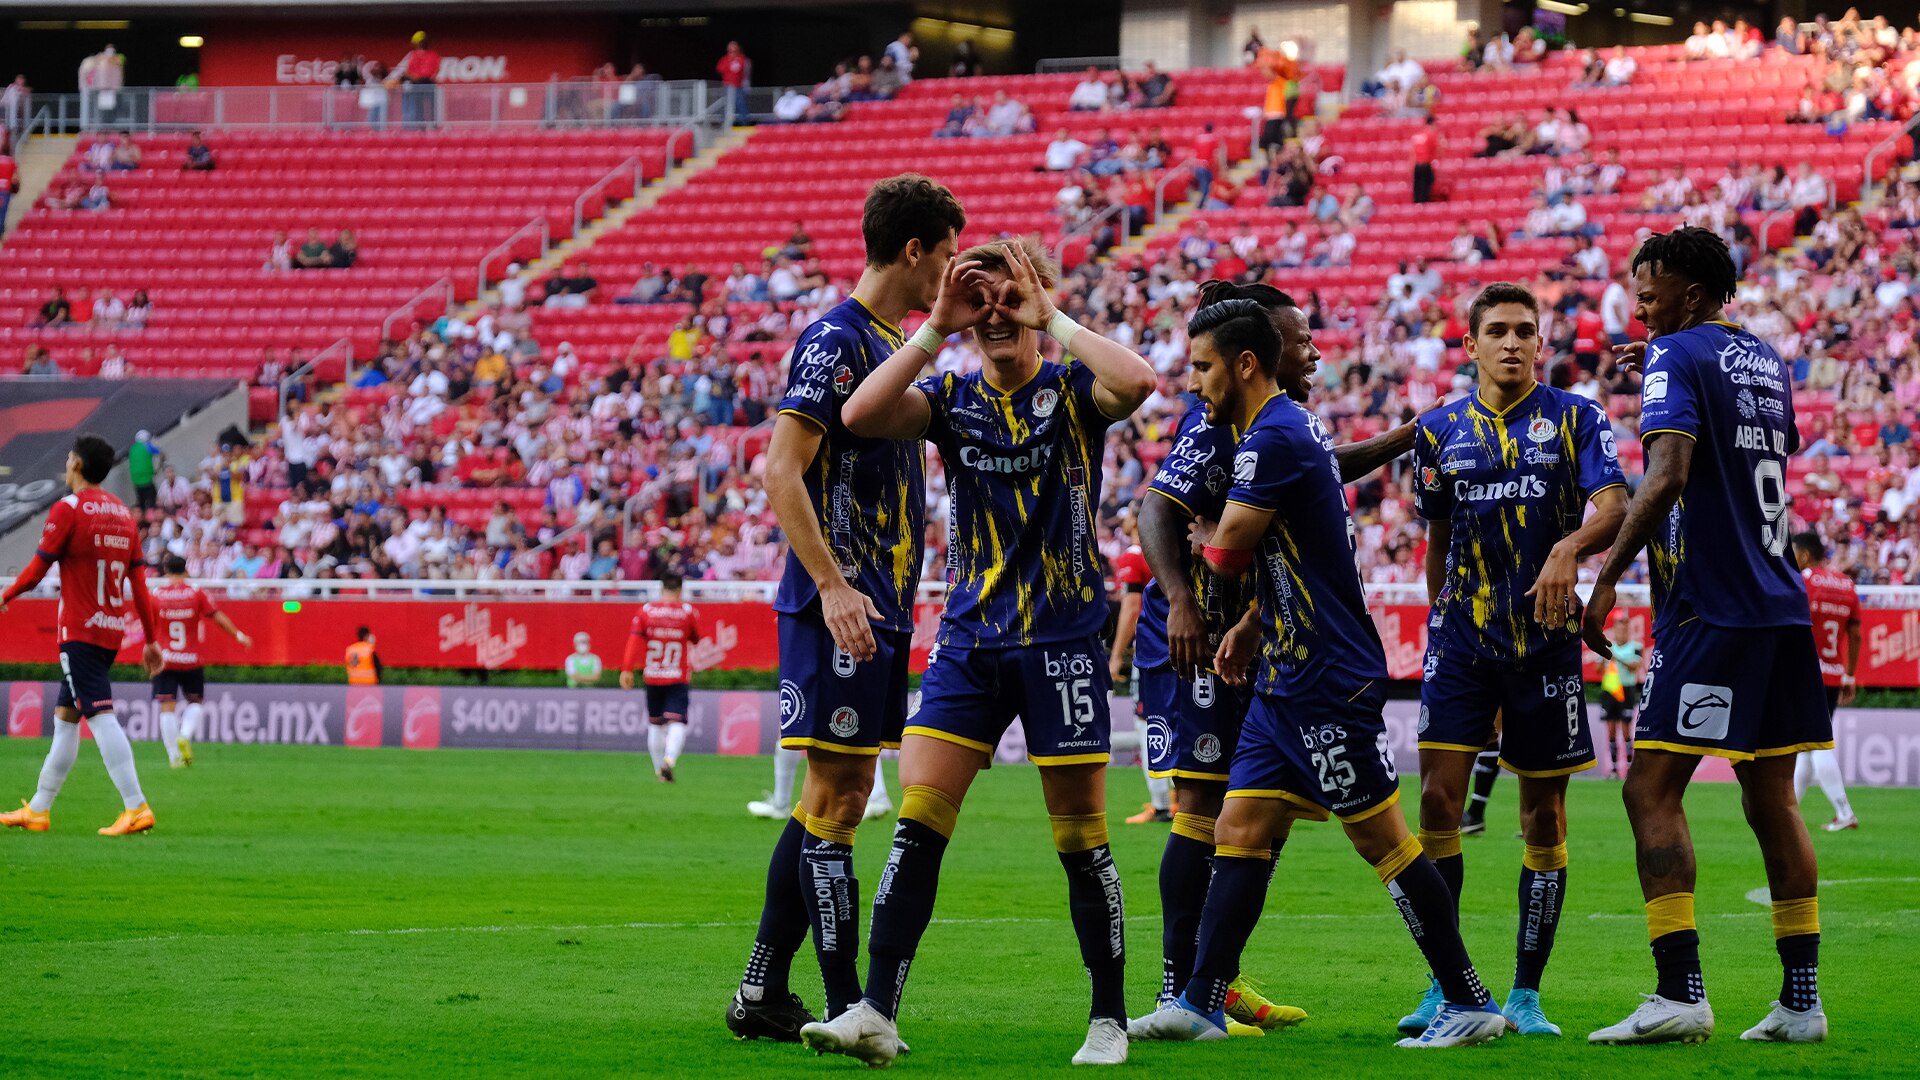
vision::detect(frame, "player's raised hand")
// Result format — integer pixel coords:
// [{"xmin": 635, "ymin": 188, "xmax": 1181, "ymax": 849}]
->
[
  {"xmin": 926, "ymin": 257, "xmax": 991, "ymax": 337},
  {"xmin": 1611, "ymin": 340, "xmax": 1648, "ymax": 375},
  {"xmin": 990, "ymin": 242, "xmax": 1058, "ymax": 330},
  {"xmin": 1525, "ymin": 539, "xmax": 1582, "ymax": 633},
  {"xmin": 142, "ymin": 642, "xmax": 164, "ymax": 678},
  {"xmin": 820, "ymin": 579, "xmax": 881, "ymax": 663},
  {"xmin": 1580, "ymin": 580, "xmax": 1617, "ymax": 658}
]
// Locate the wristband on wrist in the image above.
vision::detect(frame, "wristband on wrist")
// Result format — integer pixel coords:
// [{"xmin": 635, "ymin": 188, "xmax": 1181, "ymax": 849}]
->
[
  {"xmin": 907, "ymin": 323, "xmax": 946, "ymax": 355},
  {"xmin": 1046, "ymin": 310, "xmax": 1081, "ymax": 348}
]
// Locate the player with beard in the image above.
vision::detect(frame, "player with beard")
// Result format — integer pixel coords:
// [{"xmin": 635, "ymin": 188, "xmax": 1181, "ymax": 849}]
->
[
  {"xmin": 1129, "ymin": 297, "xmax": 1504, "ymax": 1049},
  {"xmin": 802, "ymin": 238, "xmax": 1156, "ymax": 1066}
]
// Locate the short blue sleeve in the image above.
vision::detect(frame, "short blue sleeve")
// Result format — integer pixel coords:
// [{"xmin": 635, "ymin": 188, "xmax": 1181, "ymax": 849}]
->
[
  {"xmin": 1574, "ymin": 401, "xmax": 1628, "ymax": 498},
  {"xmin": 777, "ymin": 325, "xmax": 858, "ymax": 429},
  {"xmin": 912, "ymin": 371, "xmax": 952, "ymax": 444},
  {"xmin": 1147, "ymin": 409, "xmax": 1217, "ymax": 518},
  {"xmin": 1639, "ymin": 341, "xmax": 1698, "ymax": 443},
  {"xmin": 1225, "ymin": 418, "xmax": 1304, "ymax": 512},
  {"xmin": 1411, "ymin": 414, "xmax": 1455, "ymax": 521}
]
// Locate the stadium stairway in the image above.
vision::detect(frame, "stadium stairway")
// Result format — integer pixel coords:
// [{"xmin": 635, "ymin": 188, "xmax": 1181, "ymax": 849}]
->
[{"xmin": 1, "ymin": 136, "xmax": 73, "ymax": 237}]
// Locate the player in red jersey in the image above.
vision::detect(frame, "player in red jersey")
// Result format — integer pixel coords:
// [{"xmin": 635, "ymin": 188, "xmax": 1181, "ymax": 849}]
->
[
  {"xmin": 1792, "ymin": 533, "xmax": 1860, "ymax": 831},
  {"xmin": 1107, "ymin": 512, "xmax": 1172, "ymax": 824},
  {"xmin": 621, "ymin": 572, "xmax": 703, "ymax": 782},
  {"xmin": 149, "ymin": 554, "xmax": 253, "ymax": 768},
  {"xmin": 0, "ymin": 434, "xmax": 164, "ymax": 835}
]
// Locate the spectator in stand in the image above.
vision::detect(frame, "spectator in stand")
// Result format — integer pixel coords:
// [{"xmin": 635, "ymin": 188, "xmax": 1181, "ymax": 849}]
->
[
  {"xmin": 78, "ymin": 180, "xmax": 111, "ymax": 211},
  {"xmin": 950, "ymin": 40, "xmax": 980, "ymax": 78},
  {"xmin": 982, "ymin": 90, "xmax": 1029, "ymax": 136},
  {"xmin": 1791, "ymin": 161, "xmax": 1832, "ymax": 234},
  {"xmin": 109, "ymin": 134, "xmax": 140, "ymax": 171},
  {"xmin": 1604, "ymin": 45, "xmax": 1638, "ymax": 86},
  {"xmin": 122, "ymin": 289, "xmax": 151, "ymax": 330},
  {"xmin": 773, "ymin": 87, "xmax": 811, "ymax": 123},
  {"xmin": 263, "ymin": 229, "xmax": 293, "ymax": 272},
  {"xmin": 1481, "ymin": 32, "xmax": 1515, "ymax": 71},
  {"xmin": 1138, "ymin": 61, "xmax": 1175, "ymax": 107},
  {"xmin": 1256, "ymin": 40, "xmax": 1302, "ymax": 154},
  {"xmin": 1044, "ymin": 127, "xmax": 1087, "ymax": 171},
  {"xmin": 1777, "ymin": 17, "xmax": 1807, "ymax": 55},
  {"xmin": 542, "ymin": 262, "xmax": 599, "ymax": 308},
  {"xmin": 1365, "ymin": 48, "xmax": 1425, "ymax": 97},
  {"xmin": 1687, "ymin": 21, "xmax": 1724, "ymax": 61},
  {"xmin": 871, "ymin": 54, "xmax": 905, "ymax": 100},
  {"xmin": 389, "ymin": 32, "xmax": 441, "ymax": 128},
  {"xmin": 31, "ymin": 286, "xmax": 70, "ymax": 327},
  {"xmin": 1177, "ymin": 220, "xmax": 1218, "ymax": 271},
  {"xmin": 1512, "ymin": 27, "xmax": 1546, "ymax": 64},
  {"xmin": 182, "ymin": 130, "xmax": 215, "ymax": 171},
  {"xmin": 1460, "ymin": 26, "xmax": 1484, "ymax": 71},
  {"xmin": 295, "ymin": 228, "xmax": 331, "ymax": 269},
  {"xmin": 1476, "ymin": 113, "xmax": 1529, "ymax": 157},
  {"xmin": 91, "ymin": 288, "xmax": 125, "ymax": 327},
  {"xmin": 1069, "ymin": 66, "xmax": 1108, "ymax": 111},
  {"xmin": 1410, "ymin": 113, "xmax": 1440, "ymax": 204},
  {"xmin": 0, "ymin": 74, "xmax": 27, "ymax": 132},
  {"xmin": 21, "ymin": 345, "xmax": 57, "ymax": 374},
  {"xmin": 884, "ymin": 31, "xmax": 917, "ymax": 82},
  {"xmin": 329, "ymin": 228, "xmax": 358, "ymax": 269},
  {"xmin": 1568, "ymin": 233, "xmax": 1610, "ymax": 279},
  {"xmin": 1308, "ymin": 221, "xmax": 1356, "ymax": 266},
  {"xmin": 1189, "ymin": 121, "xmax": 1225, "ymax": 206},
  {"xmin": 716, "ymin": 41, "xmax": 751, "ymax": 124},
  {"xmin": 1573, "ymin": 48, "xmax": 1607, "ymax": 86}
]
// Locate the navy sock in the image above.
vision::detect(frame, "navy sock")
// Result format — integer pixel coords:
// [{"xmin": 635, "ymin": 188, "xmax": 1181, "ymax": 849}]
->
[
  {"xmin": 1181, "ymin": 852, "xmax": 1271, "ymax": 1014},
  {"xmin": 1652, "ymin": 930, "xmax": 1705, "ymax": 1004},
  {"xmin": 740, "ymin": 814, "xmax": 809, "ymax": 1000},
  {"xmin": 1434, "ymin": 853, "xmax": 1464, "ymax": 910},
  {"xmin": 1061, "ymin": 844, "xmax": 1127, "ymax": 1023},
  {"xmin": 799, "ymin": 829, "xmax": 861, "ymax": 1018},
  {"xmin": 863, "ymin": 817, "xmax": 949, "ymax": 1019},
  {"xmin": 1514, "ymin": 865, "xmax": 1566, "ymax": 992},
  {"xmin": 1385, "ymin": 854, "xmax": 1490, "ymax": 1007},
  {"xmin": 1463, "ymin": 752, "xmax": 1499, "ymax": 824},
  {"xmin": 1778, "ymin": 933, "xmax": 1819, "ymax": 1011},
  {"xmin": 1158, "ymin": 831, "xmax": 1213, "ymax": 1002}
]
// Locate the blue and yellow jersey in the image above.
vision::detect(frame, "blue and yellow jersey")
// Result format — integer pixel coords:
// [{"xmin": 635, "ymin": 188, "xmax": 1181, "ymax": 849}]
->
[
  {"xmin": 1227, "ymin": 393, "xmax": 1388, "ymax": 695},
  {"xmin": 1413, "ymin": 382, "xmax": 1626, "ymax": 661},
  {"xmin": 1136, "ymin": 400, "xmax": 1239, "ymax": 671},
  {"xmin": 915, "ymin": 359, "xmax": 1121, "ymax": 649},
  {"xmin": 1638, "ymin": 320, "xmax": 1807, "ymax": 634},
  {"xmin": 772, "ymin": 297, "xmax": 925, "ymax": 633}
]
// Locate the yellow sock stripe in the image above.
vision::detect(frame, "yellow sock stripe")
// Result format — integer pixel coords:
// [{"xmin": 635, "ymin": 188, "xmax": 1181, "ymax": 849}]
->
[
  {"xmin": 1170, "ymin": 812, "xmax": 1217, "ymax": 846},
  {"xmin": 1646, "ymin": 892, "xmax": 1696, "ymax": 943},
  {"xmin": 1523, "ymin": 842, "xmax": 1568, "ymax": 872},
  {"xmin": 1417, "ymin": 827, "xmax": 1462, "ymax": 860},
  {"xmin": 1049, "ymin": 812, "xmax": 1110, "ymax": 853},
  {"xmin": 1214, "ymin": 844, "xmax": 1273, "ymax": 861},
  {"xmin": 900, "ymin": 784, "xmax": 961, "ymax": 839},
  {"xmin": 1771, "ymin": 896, "xmax": 1819, "ymax": 940},
  {"xmin": 1372, "ymin": 834, "xmax": 1424, "ymax": 885},
  {"xmin": 803, "ymin": 815, "xmax": 858, "ymax": 845}
]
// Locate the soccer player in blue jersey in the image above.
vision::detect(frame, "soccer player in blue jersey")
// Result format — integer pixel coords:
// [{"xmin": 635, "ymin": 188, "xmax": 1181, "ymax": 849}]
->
[
  {"xmin": 801, "ymin": 238, "xmax": 1156, "ymax": 1066},
  {"xmin": 1582, "ymin": 226, "xmax": 1831, "ymax": 1045},
  {"xmin": 1133, "ymin": 281, "xmax": 1415, "ymax": 1034},
  {"xmin": 1129, "ymin": 296, "xmax": 1504, "ymax": 1049},
  {"xmin": 1400, "ymin": 282, "xmax": 1628, "ymax": 1038},
  {"xmin": 727, "ymin": 174, "xmax": 967, "ymax": 1043}
]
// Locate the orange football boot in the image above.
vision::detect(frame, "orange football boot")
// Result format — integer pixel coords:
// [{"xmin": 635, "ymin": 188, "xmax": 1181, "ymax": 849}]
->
[
  {"xmin": 99, "ymin": 804, "xmax": 155, "ymax": 836},
  {"xmin": 0, "ymin": 800, "xmax": 50, "ymax": 832}
]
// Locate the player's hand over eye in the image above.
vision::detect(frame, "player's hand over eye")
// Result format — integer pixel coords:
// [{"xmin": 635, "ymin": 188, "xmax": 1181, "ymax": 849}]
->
[
  {"xmin": 1610, "ymin": 340, "xmax": 1648, "ymax": 375},
  {"xmin": 820, "ymin": 580, "xmax": 881, "ymax": 664},
  {"xmin": 926, "ymin": 258, "xmax": 992, "ymax": 338},
  {"xmin": 989, "ymin": 242, "xmax": 1058, "ymax": 330},
  {"xmin": 1580, "ymin": 581, "xmax": 1617, "ymax": 658},
  {"xmin": 1166, "ymin": 597, "xmax": 1209, "ymax": 680},
  {"xmin": 1526, "ymin": 539, "xmax": 1582, "ymax": 633}
]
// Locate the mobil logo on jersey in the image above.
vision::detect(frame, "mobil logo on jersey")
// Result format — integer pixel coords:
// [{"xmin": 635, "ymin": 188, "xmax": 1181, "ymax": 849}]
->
[
  {"xmin": 7, "ymin": 682, "xmax": 44, "ymax": 738},
  {"xmin": 402, "ymin": 687, "xmax": 442, "ymax": 749},
  {"xmin": 345, "ymin": 687, "xmax": 384, "ymax": 747}
]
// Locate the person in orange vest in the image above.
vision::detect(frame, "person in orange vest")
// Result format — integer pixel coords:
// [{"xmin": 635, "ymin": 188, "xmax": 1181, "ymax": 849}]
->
[{"xmin": 346, "ymin": 626, "xmax": 382, "ymax": 685}]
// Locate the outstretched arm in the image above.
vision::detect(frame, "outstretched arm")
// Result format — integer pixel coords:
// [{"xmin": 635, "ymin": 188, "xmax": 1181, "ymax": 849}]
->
[{"xmin": 1336, "ymin": 420, "xmax": 1416, "ymax": 481}]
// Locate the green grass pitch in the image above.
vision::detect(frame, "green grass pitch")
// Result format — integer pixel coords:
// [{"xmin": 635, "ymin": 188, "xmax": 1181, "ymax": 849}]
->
[{"xmin": 1, "ymin": 740, "xmax": 1916, "ymax": 1078}]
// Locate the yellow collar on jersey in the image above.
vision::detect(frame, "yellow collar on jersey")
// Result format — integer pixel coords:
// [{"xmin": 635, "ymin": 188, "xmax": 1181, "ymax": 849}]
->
[
  {"xmin": 982, "ymin": 354, "xmax": 1043, "ymax": 396},
  {"xmin": 848, "ymin": 294, "xmax": 903, "ymax": 339},
  {"xmin": 1471, "ymin": 379, "xmax": 1540, "ymax": 420}
]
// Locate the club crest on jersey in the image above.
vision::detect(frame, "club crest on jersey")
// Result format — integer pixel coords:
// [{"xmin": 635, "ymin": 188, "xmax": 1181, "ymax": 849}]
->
[
  {"xmin": 1193, "ymin": 733, "xmax": 1223, "ymax": 764},
  {"xmin": 833, "ymin": 365, "xmax": 855, "ymax": 397},
  {"xmin": 829, "ymin": 706, "xmax": 860, "ymax": 738},
  {"xmin": 1527, "ymin": 417, "xmax": 1557, "ymax": 444},
  {"xmin": 1234, "ymin": 450, "xmax": 1258, "ymax": 484},
  {"xmin": 1031, "ymin": 388, "xmax": 1059, "ymax": 417},
  {"xmin": 1736, "ymin": 388, "xmax": 1757, "ymax": 419}
]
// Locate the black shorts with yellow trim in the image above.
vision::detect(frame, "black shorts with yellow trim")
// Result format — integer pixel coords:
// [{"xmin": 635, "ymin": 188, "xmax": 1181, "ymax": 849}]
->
[
  {"xmin": 906, "ymin": 635, "xmax": 1111, "ymax": 765},
  {"xmin": 1226, "ymin": 667, "xmax": 1400, "ymax": 823},
  {"xmin": 1635, "ymin": 617, "xmax": 1832, "ymax": 762},
  {"xmin": 1140, "ymin": 664, "xmax": 1248, "ymax": 782},
  {"xmin": 776, "ymin": 607, "xmax": 908, "ymax": 756},
  {"xmin": 1418, "ymin": 637, "xmax": 1598, "ymax": 778}
]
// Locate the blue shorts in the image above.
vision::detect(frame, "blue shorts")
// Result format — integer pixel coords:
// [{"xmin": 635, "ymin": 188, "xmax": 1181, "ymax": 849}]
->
[
  {"xmin": 777, "ymin": 608, "xmax": 909, "ymax": 756},
  {"xmin": 57, "ymin": 641, "xmax": 118, "ymax": 719},
  {"xmin": 153, "ymin": 667, "xmax": 207, "ymax": 702},
  {"xmin": 1227, "ymin": 667, "xmax": 1399, "ymax": 822},
  {"xmin": 1637, "ymin": 618, "xmax": 1831, "ymax": 761},
  {"xmin": 1418, "ymin": 640, "xmax": 1597, "ymax": 778},
  {"xmin": 907, "ymin": 636, "xmax": 1110, "ymax": 765},
  {"xmin": 645, "ymin": 683, "xmax": 690, "ymax": 724},
  {"xmin": 1139, "ymin": 665, "xmax": 1249, "ymax": 782}
]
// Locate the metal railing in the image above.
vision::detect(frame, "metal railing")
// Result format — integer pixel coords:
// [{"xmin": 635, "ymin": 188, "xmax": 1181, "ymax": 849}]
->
[
  {"xmin": 574, "ymin": 155, "xmax": 641, "ymax": 237},
  {"xmin": 381, "ymin": 276, "xmax": 454, "ymax": 342},
  {"xmin": 1036, "ymin": 56, "xmax": 1137, "ymax": 74},
  {"xmin": 1861, "ymin": 112, "xmax": 1920, "ymax": 202},
  {"xmin": 281, "ymin": 336, "xmax": 350, "ymax": 419},
  {"xmin": 505, "ymin": 514, "xmax": 597, "ymax": 577},
  {"xmin": 18, "ymin": 79, "xmax": 731, "ymax": 135},
  {"xmin": 1052, "ymin": 201, "xmax": 1127, "ymax": 266},
  {"xmin": 1153, "ymin": 159, "xmax": 1197, "ymax": 224},
  {"xmin": 478, "ymin": 217, "xmax": 550, "ymax": 301}
]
